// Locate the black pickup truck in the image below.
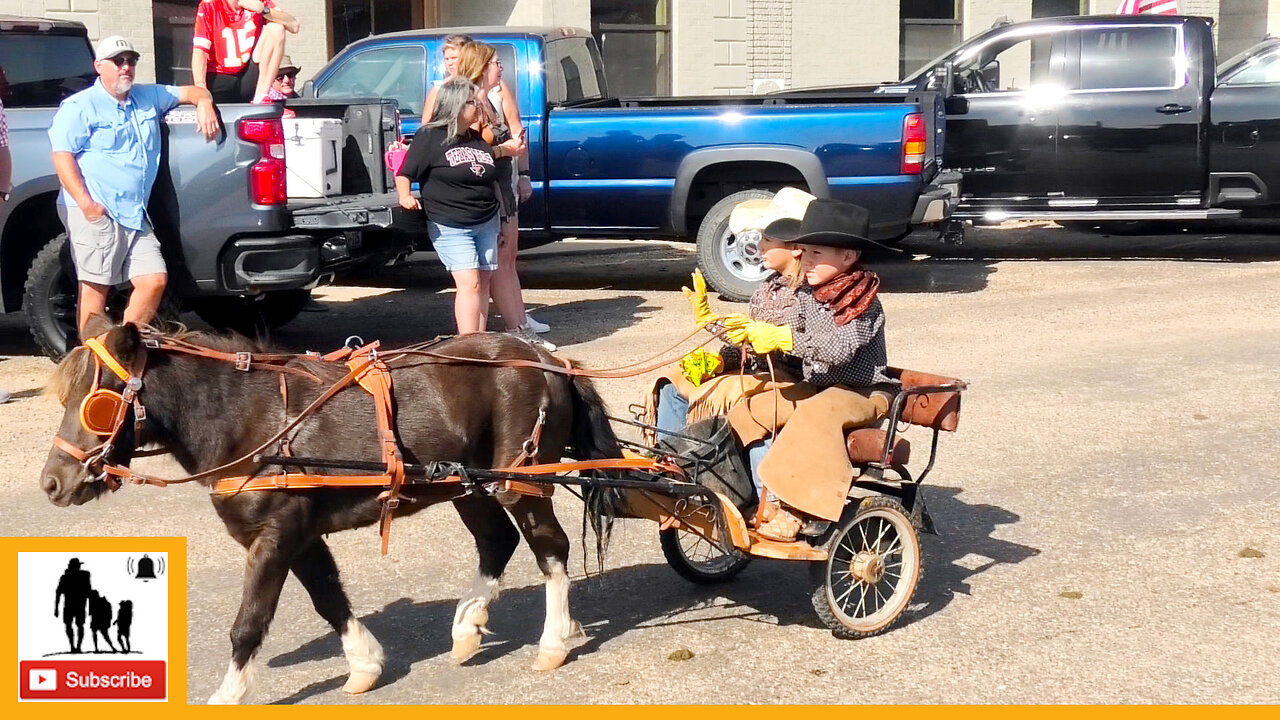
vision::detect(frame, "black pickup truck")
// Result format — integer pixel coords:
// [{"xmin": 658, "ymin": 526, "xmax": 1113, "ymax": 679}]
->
[
  {"xmin": 0, "ymin": 15, "xmax": 405, "ymax": 358},
  {"xmin": 877, "ymin": 14, "xmax": 1280, "ymax": 227}
]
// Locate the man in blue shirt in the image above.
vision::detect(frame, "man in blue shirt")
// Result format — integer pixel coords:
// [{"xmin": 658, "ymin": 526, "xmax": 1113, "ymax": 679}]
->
[{"xmin": 49, "ymin": 35, "xmax": 219, "ymax": 334}]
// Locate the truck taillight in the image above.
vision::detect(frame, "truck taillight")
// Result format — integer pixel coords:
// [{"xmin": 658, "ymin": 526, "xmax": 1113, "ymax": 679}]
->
[
  {"xmin": 238, "ymin": 118, "xmax": 287, "ymax": 205},
  {"xmin": 901, "ymin": 112, "xmax": 927, "ymax": 175}
]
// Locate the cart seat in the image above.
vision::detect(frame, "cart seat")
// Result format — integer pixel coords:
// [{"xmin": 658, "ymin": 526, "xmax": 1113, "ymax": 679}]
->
[
  {"xmin": 846, "ymin": 428, "xmax": 910, "ymax": 465},
  {"xmin": 886, "ymin": 367, "xmax": 964, "ymax": 431}
]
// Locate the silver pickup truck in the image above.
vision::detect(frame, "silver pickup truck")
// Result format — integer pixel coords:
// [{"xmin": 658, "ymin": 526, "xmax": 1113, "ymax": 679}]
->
[{"xmin": 0, "ymin": 15, "xmax": 407, "ymax": 358}]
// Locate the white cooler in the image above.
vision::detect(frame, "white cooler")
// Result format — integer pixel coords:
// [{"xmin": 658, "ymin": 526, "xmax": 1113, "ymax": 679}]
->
[{"xmin": 283, "ymin": 118, "xmax": 343, "ymax": 198}]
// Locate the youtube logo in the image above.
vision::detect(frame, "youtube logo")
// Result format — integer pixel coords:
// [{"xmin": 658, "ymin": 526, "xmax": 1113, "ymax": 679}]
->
[{"xmin": 28, "ymin": 669, "xmax": 56, "ymax": 691}]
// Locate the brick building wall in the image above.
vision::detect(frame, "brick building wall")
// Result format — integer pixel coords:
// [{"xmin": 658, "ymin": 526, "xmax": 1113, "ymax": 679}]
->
[{"xmin": 747, "ymin": 0, "xmax": 788, "ymax": 93}]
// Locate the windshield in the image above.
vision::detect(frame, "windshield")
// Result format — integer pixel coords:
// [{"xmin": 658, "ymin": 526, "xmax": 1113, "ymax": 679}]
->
[{"xmin": 0, "ymin": 32, "xmax": 96, "ymax": 107}]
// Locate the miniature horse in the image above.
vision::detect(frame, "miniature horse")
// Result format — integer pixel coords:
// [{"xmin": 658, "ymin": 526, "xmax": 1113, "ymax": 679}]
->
[{"xmin": 39, "ymin": 319, "xmax": 621, "ymax": 704}]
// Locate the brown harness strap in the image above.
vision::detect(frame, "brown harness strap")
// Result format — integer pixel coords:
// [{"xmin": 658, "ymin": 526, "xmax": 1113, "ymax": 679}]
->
[{"xmin": 344, "ymin": 352, "xmax": 407, "ymax": 554}]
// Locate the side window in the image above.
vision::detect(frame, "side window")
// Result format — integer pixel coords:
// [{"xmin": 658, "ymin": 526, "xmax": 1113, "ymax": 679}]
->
[
  {"xmin": 954, "ymin": 33, "xmax": 1054, "ymax": 94},
  {"xmin": 1079, "ymin": 26, "xmax": 1179, "ymax": 90},
  {"xmin": 1221, "ymin": 50, "xmax": 1280, "ymax": 85},
  {"xmin": 545, "ymin": 38, "xmax": 606, "ymax": 104},
  {"xmin": 316, "ymin": 45, "xmax": 427, "ymax": 117},
  {"xmin": 0, "ymin": 33, "xmax": 97, "ymax": 108}
]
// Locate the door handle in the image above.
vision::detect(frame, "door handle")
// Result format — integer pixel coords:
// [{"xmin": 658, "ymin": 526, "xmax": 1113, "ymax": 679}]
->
[{"xmin": 1156, "ymin": 103, "xmax": 1193, "ymax": 115}]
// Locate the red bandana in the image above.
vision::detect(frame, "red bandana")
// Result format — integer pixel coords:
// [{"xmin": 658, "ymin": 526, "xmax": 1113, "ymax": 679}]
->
[{"xmin": 811, "ymin": 266, "xmax": 880, "ymax": 326}]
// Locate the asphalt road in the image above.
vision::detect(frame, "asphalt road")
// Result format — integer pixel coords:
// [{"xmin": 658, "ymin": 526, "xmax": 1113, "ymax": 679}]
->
[{"xmin": 1, "ymin": 222, "xmax": 1277, "ymax": 703}]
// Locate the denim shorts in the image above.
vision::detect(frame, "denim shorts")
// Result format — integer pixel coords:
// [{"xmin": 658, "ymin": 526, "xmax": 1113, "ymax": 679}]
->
[{"xmin": 427, "ymin": 215, "xmax": 500, "ymax": 272}]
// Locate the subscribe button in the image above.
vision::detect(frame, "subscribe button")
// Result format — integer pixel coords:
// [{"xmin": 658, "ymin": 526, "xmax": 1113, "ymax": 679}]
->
[{"xmin": 19, "ymin": 660, "xmax": 166, "ymax": 700}]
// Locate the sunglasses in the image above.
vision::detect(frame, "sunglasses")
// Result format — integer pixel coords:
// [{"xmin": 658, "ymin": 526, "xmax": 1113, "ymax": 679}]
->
[
  {"xmin": 465, "ymin": 99, "xmax": 481, "ymax": 107},
  {"xmin": 488, "ymin": 59, "xmax": 503, "ymax": 68},
  {"xmin": 276, "ymin": 72, "xmax": 298, "ymax": 81},
  {"xmin": 108, "ymin": 55, "xmax": 140, "ymax": 68}
]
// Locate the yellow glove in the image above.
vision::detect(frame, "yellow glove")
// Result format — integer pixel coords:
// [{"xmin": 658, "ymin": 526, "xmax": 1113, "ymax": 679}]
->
[
  {"xmin": 679, "ymin": 348, "xmax": 725, "ymax": 386},
  {"xmin": 724, "ymin": 318, "xmax": 793, "ymax": 354},
  {"xmin": 681, "ymin": 269, "xmax": 718, "ymax": 327}
]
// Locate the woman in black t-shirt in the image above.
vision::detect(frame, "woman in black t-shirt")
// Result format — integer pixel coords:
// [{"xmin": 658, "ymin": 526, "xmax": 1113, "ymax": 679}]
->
[{"xmin": 395, "ymin": 77, "xmax": 525, "ymax": 335}]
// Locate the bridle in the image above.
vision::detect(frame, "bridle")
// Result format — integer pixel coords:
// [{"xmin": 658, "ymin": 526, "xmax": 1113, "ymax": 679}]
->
[
  {"xmin": 49, "ymin": 332, "xmax": 322, "ymax": 490},
  {"xmin": 50, "ymin": 335, "xmax": 152, "ymax": 490}
]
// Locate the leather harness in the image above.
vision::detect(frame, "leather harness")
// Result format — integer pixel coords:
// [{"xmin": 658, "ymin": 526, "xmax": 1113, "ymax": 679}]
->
[{"xmin": 51, "ymin": 331, "xmax": 702, "ymax": 554}]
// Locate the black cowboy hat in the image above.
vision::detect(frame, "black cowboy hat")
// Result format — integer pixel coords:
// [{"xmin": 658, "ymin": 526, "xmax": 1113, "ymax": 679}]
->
[{"xmin": 764, "ymin": 199, "xmax": 903, "ymax": 253}]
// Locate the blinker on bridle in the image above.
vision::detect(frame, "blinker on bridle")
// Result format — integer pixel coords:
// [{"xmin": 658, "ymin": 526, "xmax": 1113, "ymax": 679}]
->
[{"xmin": 51, "ymin": 335, "xmax": 151, "ymax": 490}]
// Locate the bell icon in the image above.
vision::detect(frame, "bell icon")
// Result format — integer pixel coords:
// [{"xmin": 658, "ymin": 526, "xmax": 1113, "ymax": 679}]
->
[{"xmin": 135, "ymin": 554, "xmax": 157, "ymax": 580}]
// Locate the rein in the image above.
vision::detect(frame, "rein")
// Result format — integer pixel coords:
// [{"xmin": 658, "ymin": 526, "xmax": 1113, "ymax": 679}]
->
[{"xmin": 51, "ymin": 327, "xmax": 715, "ymax": 551}]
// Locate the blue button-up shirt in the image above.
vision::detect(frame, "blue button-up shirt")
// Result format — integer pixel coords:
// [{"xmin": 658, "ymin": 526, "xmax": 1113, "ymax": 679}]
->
[{"xmin": 48, "ymin": 80, "xmax": 183, "ymax": 231}]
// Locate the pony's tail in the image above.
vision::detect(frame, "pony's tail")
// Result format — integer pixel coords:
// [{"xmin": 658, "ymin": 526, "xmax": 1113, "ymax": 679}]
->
[{"xmin": 565, "ymin": 373, "xmax": 629, "ymax": 572}]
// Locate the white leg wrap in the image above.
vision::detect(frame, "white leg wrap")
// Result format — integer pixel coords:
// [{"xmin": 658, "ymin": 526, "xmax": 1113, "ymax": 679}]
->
[
  {"xmin": 533, "ymin": 562, "xmax": 574, "ymax": 671},
  {"xmin": 452, "ymin": 575, "xmax": 500, "ymax": 641},
  {"xmin": 208, "ymin": 660, "xmax": 253, "ymax": 705},
  {"xmin": 340, "ymin": 619, "xmax": 384, "ymax": 695},
  {"xmin": 341, "ymin": 619, "xmax": 385, "ymax": 676}
]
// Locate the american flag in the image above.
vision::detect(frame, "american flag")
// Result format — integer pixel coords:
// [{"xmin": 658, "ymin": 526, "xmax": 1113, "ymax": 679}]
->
[{"xmin": 1116, "ymin": 0, "xmax": 1178, "ymax": 13}]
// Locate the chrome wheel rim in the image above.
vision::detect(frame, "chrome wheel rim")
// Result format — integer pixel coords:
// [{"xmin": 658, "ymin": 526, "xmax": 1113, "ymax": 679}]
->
[{"xmin": 718, "ymin": 226, "xmax": 769, "ymax": 284}]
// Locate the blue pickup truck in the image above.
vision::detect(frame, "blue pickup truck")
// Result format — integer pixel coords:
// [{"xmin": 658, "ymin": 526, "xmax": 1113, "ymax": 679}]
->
[{"xmin": 306, "ymin": 27, "xmax": 959, "ymax": 300}]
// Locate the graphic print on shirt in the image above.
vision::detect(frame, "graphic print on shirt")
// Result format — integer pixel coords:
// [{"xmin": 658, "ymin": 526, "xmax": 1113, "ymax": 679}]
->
[
  {"xmin": 193, "ymin": 0, "xmax": 271, "ymax": 73},
  {"xmin": 444, "ymin": 146, "xmax": 495, "ymax": 178}
]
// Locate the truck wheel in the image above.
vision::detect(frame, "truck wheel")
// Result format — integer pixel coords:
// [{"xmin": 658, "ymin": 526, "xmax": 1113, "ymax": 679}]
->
[
  {"xmin": 695, "ymin": 189, "xmax": 776, "ymax": 302},
  {"xmin": 189, "ymin": 289, "xmax": 313, "ymax": 338},
  {"xmin": 23, "ymin": 234, "xmax": 181, "ymax": 361}
]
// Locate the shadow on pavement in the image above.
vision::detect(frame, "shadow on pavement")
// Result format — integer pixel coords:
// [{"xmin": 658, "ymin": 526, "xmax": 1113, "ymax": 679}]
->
[
  {"xmin": 265, "ymin": 487, "xmax": 1036, "ymax": 703},
  {"xmin": 902, "ymin": 485, "xmax": 1040, "ymax": 629}
]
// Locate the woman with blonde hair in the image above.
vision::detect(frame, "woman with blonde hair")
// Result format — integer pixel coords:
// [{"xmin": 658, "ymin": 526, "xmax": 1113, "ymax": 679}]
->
[{"xmin": 454, "ymin": 41, "xmax": 551, "ymax": 349}]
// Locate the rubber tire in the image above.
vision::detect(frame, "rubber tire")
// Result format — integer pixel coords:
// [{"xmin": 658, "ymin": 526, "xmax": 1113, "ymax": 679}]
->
[
  {"xmin": 22, "ymin": 233, "xmax": 180, "ymax": 362},
  {"xmin": 809, "ymin": 496, "xmax": 922, "ymax": 639},
  {"xmin": 190, "ymin": 289, "xmax": 312, "ymax": 338},
  {"xmin": 695, "ymin": 189, "xmax": 776, "ymax": 302},
  {"xmin": 660, "ymin": 527, "xmax": 752, "ymax": 585}
]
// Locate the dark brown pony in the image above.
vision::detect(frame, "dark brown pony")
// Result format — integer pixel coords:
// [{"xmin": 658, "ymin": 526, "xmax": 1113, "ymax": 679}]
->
[{"xmin": 39, "ymin": 318, "xmax": 622, "ymax": 704}]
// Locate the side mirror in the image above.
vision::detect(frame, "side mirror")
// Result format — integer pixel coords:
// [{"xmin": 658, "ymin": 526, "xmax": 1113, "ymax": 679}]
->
[
  {"xmin": 979, "ymin": 60, "xmax": 1000, "ymax": 90},
  {"xmin": 301, "ymin": 79, "xmax": 315, "ymax": 98},
  {"xmin": 930, "ymin": 61, "xmax": 955, "ymax": 99}
]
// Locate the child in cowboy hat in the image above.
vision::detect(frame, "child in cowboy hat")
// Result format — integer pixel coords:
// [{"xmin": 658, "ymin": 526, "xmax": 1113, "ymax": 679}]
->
[{"xmin": 655, "ymin": 194, "xmax": 901, "ymax": 541}]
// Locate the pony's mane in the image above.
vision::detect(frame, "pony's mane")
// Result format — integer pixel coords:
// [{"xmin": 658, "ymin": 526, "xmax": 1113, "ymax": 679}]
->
[
  {"xmin": 46, "ymin": 346, "xmax": 92, "ymax": 407},
  {"xmin": 45, "ymin": 326, "xmax": 290, "ymax": 406},
  {"xmin": 152, "ymin": 325, "xmax": 283, "ymax": 355}
]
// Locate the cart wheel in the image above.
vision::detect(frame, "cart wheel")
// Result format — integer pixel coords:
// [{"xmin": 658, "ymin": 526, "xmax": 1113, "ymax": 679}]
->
[
  {"xmin": 660, "ymin": 528, "xmax": 751, "ymax": 584},
  {"xmin": 810, "ymin": 496, "xmax": 921, "ymax": 638}
]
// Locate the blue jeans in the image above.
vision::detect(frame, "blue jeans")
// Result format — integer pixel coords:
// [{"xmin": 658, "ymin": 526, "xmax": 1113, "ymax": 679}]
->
[{"xmin": 655, "ymin": 381, "xmax": 772, "ymax": 500}]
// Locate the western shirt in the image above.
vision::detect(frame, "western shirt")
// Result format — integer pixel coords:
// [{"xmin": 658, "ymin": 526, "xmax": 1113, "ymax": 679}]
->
[{"xmin": 48, "ymin": 80, "xmax": 182, "ymax": 231}]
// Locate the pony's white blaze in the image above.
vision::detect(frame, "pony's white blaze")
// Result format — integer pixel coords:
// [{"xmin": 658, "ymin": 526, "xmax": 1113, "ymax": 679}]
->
[
  {"xmin": 208, "ymin": 660, "xmax": 253, "ymax": 704},
  {"xmin": 533, "ymin": 561, "xmax": 577, "ymax": 671},
  {"xmin": 340, "ymin": 619, "xmax": 384, "ymax": 694},
  {"xmin": 451, "ymin": 575, "xmax": 500, "ymax": 662}
]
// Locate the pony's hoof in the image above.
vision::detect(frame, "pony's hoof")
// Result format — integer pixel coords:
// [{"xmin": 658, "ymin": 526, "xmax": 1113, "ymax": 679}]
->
[
  {"xmin": 532, "ymin": 647, "xmax": 567, "ymax": 672},
  {"xmin": 451, "ymin": 633, "xmax": 482, "ymax": 664},
  {"xmin": 207, "ymin": 692, "xmax": 238, "ymax": 705},
  {"xmin": 343, "ymin": 670, "xmax": 380, "ymax": 695}
]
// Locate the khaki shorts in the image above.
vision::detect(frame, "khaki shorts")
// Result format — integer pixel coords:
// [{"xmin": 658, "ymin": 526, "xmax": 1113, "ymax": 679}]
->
[{"xmin": 58, "ymin": 204, "xmax": 166, "ymax": 286}]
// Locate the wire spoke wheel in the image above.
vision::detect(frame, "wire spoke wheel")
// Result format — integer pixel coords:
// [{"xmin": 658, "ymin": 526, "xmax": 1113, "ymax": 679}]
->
[
  {"xmin": 661, "ymin": 527, "xmax": 751, "ymax": 584},
  {"xmin": 810, "ymin": 497, "xmax": 921, "ymax": 638}
]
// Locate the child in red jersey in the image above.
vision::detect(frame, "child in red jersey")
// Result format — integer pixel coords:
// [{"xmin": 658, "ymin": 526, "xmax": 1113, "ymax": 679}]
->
[{"xmin": 192, "ymin": 0, "xmax": 300, "ymax": 104}]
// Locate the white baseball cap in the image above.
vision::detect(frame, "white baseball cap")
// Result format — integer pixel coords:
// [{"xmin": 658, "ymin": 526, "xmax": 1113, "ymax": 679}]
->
[
  {"xmin": 95, "ymin": 35, "xmax": 139, "ymax": 61},
  {"xmin": 728, "ymin": 187, "xmax": 817, "ymax": 236}
]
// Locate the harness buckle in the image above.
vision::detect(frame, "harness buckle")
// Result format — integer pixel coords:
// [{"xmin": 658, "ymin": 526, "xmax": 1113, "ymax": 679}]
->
[
  {"xmin": 142, "ymin": 338, "xmax": 160, "ymax": 349},
  {"xmin": 235, "ymin": 352, "xmax": 252, "ymax": 372}
]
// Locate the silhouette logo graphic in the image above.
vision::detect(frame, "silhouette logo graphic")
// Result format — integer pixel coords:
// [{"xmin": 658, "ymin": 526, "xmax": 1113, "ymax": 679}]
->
[{"xmin": 18, "ymin": 552, "xmax": 169, "ymax": 701}]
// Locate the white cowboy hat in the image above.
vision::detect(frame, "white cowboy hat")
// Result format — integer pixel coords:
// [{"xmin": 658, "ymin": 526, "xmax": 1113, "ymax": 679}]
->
[{"xmin": 728, "ymin": 187, "xmax": 817, "ymax": 237}]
